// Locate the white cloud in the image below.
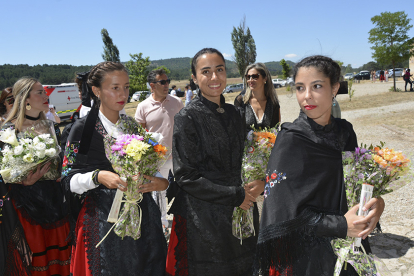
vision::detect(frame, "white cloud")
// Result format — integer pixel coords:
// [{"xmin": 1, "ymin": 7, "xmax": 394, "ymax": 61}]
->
[
  {"xmin": 223, "ymin": 53, "xmax": 232, "ymax": 58},
  {"xmin": 285, "ymin": 54, "xmax": 297, "ymax": 59}
]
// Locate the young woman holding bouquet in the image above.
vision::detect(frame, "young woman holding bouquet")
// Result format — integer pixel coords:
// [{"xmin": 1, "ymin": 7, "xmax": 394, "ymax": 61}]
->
[
  {"xmin": 253, "ymin": 55, "xmax": 385, "ymax": 276},
  {"xmin": 0, "ymin": 77, "xmax": 70, "ymax": 275},
  {"xmin": 233, "ymin": 63, "xmax": 281, "ymax": 220},
  {"xmin": 61, "ymin": 61, "xmax": 167, "ymax": 275},
  {"xmin": 166, "ymin": 48, "xmax": 258, "ymax": 276}
]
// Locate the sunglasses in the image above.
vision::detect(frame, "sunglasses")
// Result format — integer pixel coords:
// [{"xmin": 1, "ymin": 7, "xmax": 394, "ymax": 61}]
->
[
  {"xmin": 5, "ymin": 96, "xmax": 14, "ymax": 105},
  {"xmin": 153, "ymin": 79, "xmax": 171, "ymax": 85},
  {"xmin": 245, "ymin": 74, "xmax": 261, "ymax": 80}
]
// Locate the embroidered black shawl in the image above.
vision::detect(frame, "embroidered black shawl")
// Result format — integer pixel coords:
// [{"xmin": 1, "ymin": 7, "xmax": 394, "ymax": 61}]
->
[{"xmin": 254, "ymin": 111, "xmax": 358, "ymax": 275}]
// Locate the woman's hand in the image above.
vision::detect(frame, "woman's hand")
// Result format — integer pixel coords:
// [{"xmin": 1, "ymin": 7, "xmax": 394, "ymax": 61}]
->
[
  {"xmin": 138, "ymin": 175, "xmax": 169, "ymax": 193},
  {"xmin": 352, "ymin": 196, "xmax": 385, "ymax": 239},
  {"xmin": 345, "ymin": 204, "xmax": 367, "ymax": 238},
  {"xmin": 97, "ymin": 170, "xmax": 128, "ymax": 192},
  {"xmin": 239, "ymin": 191, "xmax": 256, "ymax": 211},
  {"xmin": 244, "ymin": 180, "xmax": 265, "ymax": 198},
  {"xmin": 21, "ymin": 162, "xmax": 51, "ymax": 186}
]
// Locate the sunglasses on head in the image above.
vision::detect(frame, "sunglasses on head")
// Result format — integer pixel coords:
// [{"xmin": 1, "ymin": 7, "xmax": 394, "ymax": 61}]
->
[
  {"xmin": 153, "ymin": 79, "xmax": 171, "ymax": 85},
  {"xmin": 5, "ymin": 96, "xmax": 14, "ymax": 105},
  {"xmin": 245, "ymin": 74, "xmax": 261, "ymax": 80}
]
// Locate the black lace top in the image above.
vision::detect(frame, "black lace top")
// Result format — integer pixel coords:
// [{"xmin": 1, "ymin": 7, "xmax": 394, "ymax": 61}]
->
[
  {"xmin": 169, "ymin": 93, "xmax": 259, "ymax": 275},
  {"xmin": 234, "ymin": 94, "xmax": 280, "ymax": 130}
]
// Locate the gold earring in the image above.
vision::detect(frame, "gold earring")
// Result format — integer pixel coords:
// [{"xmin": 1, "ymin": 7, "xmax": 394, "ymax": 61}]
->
[{"xmin": 26, "ymin": 103, "xmax": 31, "ymax": 110}]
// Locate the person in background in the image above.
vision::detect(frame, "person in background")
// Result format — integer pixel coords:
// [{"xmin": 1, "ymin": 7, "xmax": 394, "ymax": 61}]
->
[
  {"xmin": 135, "ymin": 69, "xmax": 184, "ymax": 236},
  {"xmin": 379, "ymin": 69, "xmax": 385, "ymax": 82},
  {"xmin": 234, "ymin": 62, "xmax": 281, "ymax": 131},
  {"xmin": 61, "ymin": 62, "xmax": 167, "ymax": 275},
  {"xmin": 1, "ymin": 77, "xmax": 71, "ymax": 275},
  {"xmin": 44, "ymin": 104, "xmax": 61, "ymax": 123},
  {"xmin": 0, "ymin": 87, "xmax": 14, "ymax": 122},
  {"xmin": 253, "ymin": 55, "xmax": 385, "ymax": 276},
  {"xmin": 385, "ymin": 69, "xmax": 389, "ymax": 82},
  {"xmin": 233, "ymin": 62, "xmax": 280, "ymax": 220},
  {"xmin": 170, "ymin": 85, "xmax": 177, "ymax": 97},
  {"xmin": 404, "ymin": 68, "xmax": 413, "ymax": 92},
  {"xmin": 184, "ymin": 84, "xmax": 193, "ymax": 106},
  {"xmin": 166, "ymin": 48, "xmax": 259, "ymax": 275}
]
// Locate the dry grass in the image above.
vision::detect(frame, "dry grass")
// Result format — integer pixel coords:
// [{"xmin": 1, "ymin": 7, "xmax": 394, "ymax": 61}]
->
[{"xmin": 337, "ymin": 91, "xmax": 414, "ymax": 111}]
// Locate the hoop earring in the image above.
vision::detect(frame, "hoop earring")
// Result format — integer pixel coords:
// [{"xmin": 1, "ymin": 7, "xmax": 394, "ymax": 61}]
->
[{"xmin": 26, "ymin": 103, "xmax": 31, "ymax": 110}]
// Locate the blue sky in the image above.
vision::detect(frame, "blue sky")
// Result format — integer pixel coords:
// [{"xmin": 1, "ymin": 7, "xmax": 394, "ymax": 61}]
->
[{"xmin": 1, "ymin": 0, "xmax": 413, "ymax": 68}]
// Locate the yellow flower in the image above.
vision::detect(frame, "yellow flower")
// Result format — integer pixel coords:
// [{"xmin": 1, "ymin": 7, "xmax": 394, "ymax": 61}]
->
[{"xmin": 124, "ymin": 140, "xmax": 150, "ymax": 161}]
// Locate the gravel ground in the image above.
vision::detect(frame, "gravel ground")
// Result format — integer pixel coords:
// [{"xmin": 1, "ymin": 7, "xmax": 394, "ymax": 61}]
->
[{"xmin": 166, "ymin": 79, "xmax": 414, "ymax": 275}]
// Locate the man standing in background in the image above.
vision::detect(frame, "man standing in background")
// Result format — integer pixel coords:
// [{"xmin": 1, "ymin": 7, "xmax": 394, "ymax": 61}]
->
[{"xmin": 134, "ymin": 69, "xmax": 184, "ymax": 235}]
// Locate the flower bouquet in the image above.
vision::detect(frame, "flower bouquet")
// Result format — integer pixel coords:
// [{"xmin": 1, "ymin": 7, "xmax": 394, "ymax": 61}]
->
[
  {"xmin": 97, "ymin": 116, "xmax": 168, "ymax": 245},
  {"xmin": 332, "ymin": 142, "xmax": 410, "ymax": 275},
  {"xmin": 232, "ymin": 127, "xmax": 278, "ymax": 242},
  {"xmin": 0, "ymin": 120, "xmax": 61, "ymax": 183}
]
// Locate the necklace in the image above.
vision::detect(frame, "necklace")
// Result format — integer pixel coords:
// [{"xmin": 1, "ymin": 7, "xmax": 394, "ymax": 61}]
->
[
  {"xmin": 216, "ymin": 107, "xmax": 225, "ymax": 113},
  {"xmin": 25, "ymin": 113, "xmax": 41, "ymax": 121}
]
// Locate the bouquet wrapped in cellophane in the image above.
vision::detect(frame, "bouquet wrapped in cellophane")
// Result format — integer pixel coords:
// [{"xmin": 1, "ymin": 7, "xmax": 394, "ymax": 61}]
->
[
  {"xmin": 232, "ymin": 127, "xmax": 278, "ymax": 243},
  {"xmin": 332, "ymin": 142, "xmax": 410, "ymax": 276},
  {"xmin": 0, "ymin": 120, "xmax": 61, "ymax": 183},
  {"xmin": 98, "ymin": 116, "xmax": 168, "ymax": 245}
]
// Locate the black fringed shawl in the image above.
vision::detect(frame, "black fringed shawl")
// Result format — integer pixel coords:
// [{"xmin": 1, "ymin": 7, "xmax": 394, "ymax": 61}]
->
[{"xmin": 254, "ymin": 111, "xmax": 358, "ymax": 276}]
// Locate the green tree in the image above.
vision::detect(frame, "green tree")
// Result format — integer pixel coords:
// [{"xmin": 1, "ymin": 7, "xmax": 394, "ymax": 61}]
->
[
  {"xmin": 125, "ymin": 53, "xmax": 151, "ymax": 93},
  {"xmin": 101, "ymin": 28, "xmax": 120, "ymax": 62},
  {"xmin": 279, "ymin": 59, "xmax": 291, "ymax": 79},
  {"xmin": 231, "ymin": 16, "xmax": 257, "ymax": 78},
  {"xmin": 345, "ymin": 64, "xmax": 353, "ymax": 74},
  {"xmin": 368, "ymin": 11, "xmax": 414, "ymax": 91}
]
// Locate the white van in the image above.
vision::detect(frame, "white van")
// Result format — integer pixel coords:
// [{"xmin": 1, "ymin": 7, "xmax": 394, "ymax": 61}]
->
[{"xmin": 43, "ymin": 83, "xmax": 82, "ymax": 121}]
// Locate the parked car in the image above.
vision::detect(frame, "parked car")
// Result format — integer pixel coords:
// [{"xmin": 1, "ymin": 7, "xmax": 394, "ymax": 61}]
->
[
  {"xmin": 389, "ymin": 68, "xmax": 404, "ymax": 77},
  {"xmin": 132, "ymin": 91, "xmax": 151, "ymax": 101},
  {"xmin": 344, "ymin": 73, "xmax": 354, "ymax": 80},
  {"xmin": 353, "ymin": 71, "xmax": 370, "ymax": 80},
  {"xmin": 285, "ymin": 77, "xmax": 294, "ymax": 86},
  {"xmin": 375, "ymin": 70, "xmax": 381, "ymax": 79},
  {"xmin": 272, "ymin": 78, "xmax": 286, "ymax": 87},
  {"xmin": 224, "ymin": 83, "xmax": 243, "ymax": 93}
]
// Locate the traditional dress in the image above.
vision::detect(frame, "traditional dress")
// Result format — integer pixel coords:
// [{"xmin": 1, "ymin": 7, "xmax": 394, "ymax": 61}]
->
[
  {"xmin": 0, "ymin": 123, "xmax": 71, "ymax": 276},
  {"xmin": 61, "ymin": 108, "xmax": 167, "ymax": 276},
  {"xmin": 166, "ymin": 93, "xmax": 259, "ymax": 276},
  {"xmin": 254, "ymin": 110, "xmax": 370, "ymax": 276}
]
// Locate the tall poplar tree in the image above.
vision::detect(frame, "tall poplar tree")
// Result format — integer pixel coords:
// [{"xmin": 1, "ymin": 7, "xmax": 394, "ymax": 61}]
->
[
  {"xmin": 101, "ymin": 28, "xmax": 120, "ymax": 62},
  {"xmin": 231, "ymin": 16, "xmax": 257, "ymax": 78}
]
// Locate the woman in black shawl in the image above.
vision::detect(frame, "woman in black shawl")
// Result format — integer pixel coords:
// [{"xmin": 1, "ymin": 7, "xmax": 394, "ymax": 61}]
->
[
  {"xmin": 61, "ymin": 61, "xmax": 167, "ymax": 275},
  {"xmin": 254, "ymin": 55, "xmax": 385, "ymax": 276},
  {"xmin": 165, "ymin": 48, "xmax": 259, "ymax": 276}
]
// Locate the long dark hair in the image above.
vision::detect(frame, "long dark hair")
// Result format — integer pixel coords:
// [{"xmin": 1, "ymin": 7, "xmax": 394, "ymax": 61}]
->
[{"xmin": 0, "ymin": 87, "xmax": 12, "ymax": 116}]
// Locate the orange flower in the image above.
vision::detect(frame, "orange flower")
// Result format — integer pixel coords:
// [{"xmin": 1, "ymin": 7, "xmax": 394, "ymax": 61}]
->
[
  {"xmin": 254, "ymin": 132, "xmax": 276, "ymax": 146},
  {"xmin": 154, "ymin": 144, "xmax": 167, "ymax": 156}
]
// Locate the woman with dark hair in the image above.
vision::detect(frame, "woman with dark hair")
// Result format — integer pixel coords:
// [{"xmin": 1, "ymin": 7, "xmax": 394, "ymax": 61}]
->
[
  {"xmin": 253, "ymin": 55, "xmax": 385, "ymax": 276},
  {"xmin": 0, "ymin": 87, "xmax": 14, "ymax": 122},
  {"xmin": 61, "ymin": 61, "xmax": 167, "ymax": 275},
  {"xmin": 166, "ymin": 48, "xmax": 259, "ymax": 276},
  {"xmin": 1, "ymin": 77, "xmax": 70, "ymax": 275},
  {"xmin": 234, "ymin": 63, "xmax": 281, "ymax": 131}
]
